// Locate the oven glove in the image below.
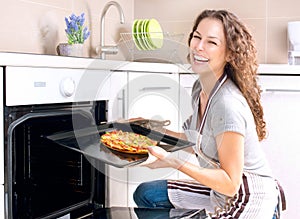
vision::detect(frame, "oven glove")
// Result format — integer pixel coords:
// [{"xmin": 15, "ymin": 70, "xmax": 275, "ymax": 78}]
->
[
  {"xmin": 132, "ymin": 118, "xmax": 170, "ymax": 131},
  {"xmin": 119, "ymin": 118, "xmax": 171, "ymax": 131}
]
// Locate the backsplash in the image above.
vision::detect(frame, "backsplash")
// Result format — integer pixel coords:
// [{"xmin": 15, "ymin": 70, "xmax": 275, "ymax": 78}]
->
[
  {"xmin": 0, "ymin": 0, "xmax": 133, "ymax": 59},
  {"xmin": 1, "ymin": 0, "xmax": 300, "ymax": 63},
  {"xmin": 134, "ymin": 0, "xmax": 300, "ymax": 64}
]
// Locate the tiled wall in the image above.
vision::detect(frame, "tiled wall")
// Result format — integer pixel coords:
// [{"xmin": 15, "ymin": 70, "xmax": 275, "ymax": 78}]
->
[
  {"xmin": 1, "ymin": 0, "xmax": 300, "ymax": 63},
  {"xmin": 134, "ymin": 0, "xmax": 300, "ymax": 64},
  {"xmin": 0, "ymin": 0, "xmax": 133, "ymax": 59}
]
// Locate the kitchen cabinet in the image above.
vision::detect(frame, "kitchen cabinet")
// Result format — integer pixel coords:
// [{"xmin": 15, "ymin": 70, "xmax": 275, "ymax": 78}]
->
[
  {"xmin": 105, "ymin": 71, "xmax": 129, "ymax": 207},
  {"xmin": 106, "ymin": 71, "xmax": 201, "ymax": 207},
  {"xmin": 126, "ymin": 72, "xmax": 181, "ymax": 206},
  {"xmin": 258, "ymin": 75, "xmax": 300, "ymax": 219}
]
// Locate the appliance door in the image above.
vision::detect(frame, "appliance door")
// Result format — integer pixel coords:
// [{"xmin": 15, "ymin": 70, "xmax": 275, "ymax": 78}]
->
[
  {"xmin": 259, "ymin": 75, "xmax": 300, "ymax": 218},
  {"xmin": 5, "ymin": 102, "xmax": 107, "ymax": 219},
  {"xmin": 126, "ymin": 72, "xmax": 180, "ymax": 206}
]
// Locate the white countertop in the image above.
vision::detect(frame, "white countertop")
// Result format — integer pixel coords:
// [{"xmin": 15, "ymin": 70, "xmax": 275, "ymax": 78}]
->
[
  {"xmin": 258, "ymin": 64, "xmax": 300, "ymax": 75},
  {"xmin": 0, "ymin": 52, "xmax": 191, "ymax": 73},
  {"xmin": 1, "ymin": 52, "xmax": 300, "ymax": 75}
]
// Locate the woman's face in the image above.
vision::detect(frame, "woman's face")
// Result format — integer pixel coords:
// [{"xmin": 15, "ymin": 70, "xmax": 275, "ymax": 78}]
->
[{"xmin": 189, "ymin": 17, "xmax": 228, "ymax": 77}]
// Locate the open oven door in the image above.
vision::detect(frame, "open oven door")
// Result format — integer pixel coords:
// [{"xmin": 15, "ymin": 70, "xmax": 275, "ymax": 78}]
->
[{"xmin": 5, "ymin": 102, "xmax": 107, "ymax": 219}]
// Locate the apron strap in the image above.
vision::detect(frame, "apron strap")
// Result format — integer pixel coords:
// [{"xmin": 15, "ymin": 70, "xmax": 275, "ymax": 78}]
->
[
  {"xmin": 276, "ymin": 179, "xmax": 286, "ymax": 211},
  {"xmin": 199, "ymin": 72, "xmax": 228, "ymax": 135},
  {"xmin": 195, "ymin": 73, "xmax": 227, "ymax": 159}
]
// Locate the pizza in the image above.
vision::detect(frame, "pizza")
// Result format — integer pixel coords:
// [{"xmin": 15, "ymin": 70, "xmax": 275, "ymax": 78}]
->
[{"xmin": 100, "ymin": 130, "xmax": 157, "ymax": 154}]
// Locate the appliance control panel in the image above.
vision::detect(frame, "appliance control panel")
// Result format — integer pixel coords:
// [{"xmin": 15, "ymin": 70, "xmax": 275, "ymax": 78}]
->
[{"xmin": 5, "ymin": 66, "xmax": 111, "ymax": 106}]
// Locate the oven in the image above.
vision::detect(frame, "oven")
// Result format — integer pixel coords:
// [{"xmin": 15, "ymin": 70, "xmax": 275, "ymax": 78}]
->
[{"xmin": 2, "ymin": 66, "xmax": 111, "ymax": 219}]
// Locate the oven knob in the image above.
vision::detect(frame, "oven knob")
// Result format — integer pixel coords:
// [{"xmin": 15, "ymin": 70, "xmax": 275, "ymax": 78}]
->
[{"xmin": 60, "ymin": 77, "xmax": 76, "ymax": 97}]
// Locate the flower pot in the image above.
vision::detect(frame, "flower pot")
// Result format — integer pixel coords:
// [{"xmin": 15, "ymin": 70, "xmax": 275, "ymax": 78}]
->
[{"xmin": 57, "ymin": 43, "xmax": 83, "ymax": 57}]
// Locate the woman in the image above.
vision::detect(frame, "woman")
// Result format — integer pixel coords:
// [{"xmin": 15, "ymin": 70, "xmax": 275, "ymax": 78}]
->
[{"xmin": 133, "ymin": 10, "xmax": 284, "ymax": 218}]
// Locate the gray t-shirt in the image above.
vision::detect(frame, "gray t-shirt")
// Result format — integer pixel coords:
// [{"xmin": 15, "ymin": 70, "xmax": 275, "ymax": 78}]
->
[{"xmin": 183, "ymin": 78, "xmax": 273, "ymax": 177}]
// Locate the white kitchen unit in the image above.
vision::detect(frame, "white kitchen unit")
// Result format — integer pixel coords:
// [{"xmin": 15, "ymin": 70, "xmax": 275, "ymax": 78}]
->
[
  {"xmin": 126, "ymin": 72, "xmax": 181, "ymax": 207},
  {"xmin": 106, "ymin": 71, "xmax": 200, "ymax": 207},
  {"xmin": 105, "ymin": 71, "xmax": 129, "ymax": 207},
  {"xmin": 258, "ymin": 74, "xmax": 300, "ymax": 219}
]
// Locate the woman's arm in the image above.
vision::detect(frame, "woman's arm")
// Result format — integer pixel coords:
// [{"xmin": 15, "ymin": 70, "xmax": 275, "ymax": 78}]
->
[{"xmin": 148, "ymin": 131, "xmax": 244, "ymax": 197}]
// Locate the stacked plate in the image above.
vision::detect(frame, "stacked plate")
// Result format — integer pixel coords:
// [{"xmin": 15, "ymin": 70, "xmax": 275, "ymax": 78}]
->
[{"xmin": 132, "ymin": 18, "xmax": 164, "ymax": 50}]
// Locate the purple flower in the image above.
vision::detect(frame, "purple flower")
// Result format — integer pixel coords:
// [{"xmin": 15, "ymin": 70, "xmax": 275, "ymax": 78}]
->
[
  {"xmin": 64, "ymin": 13, "xmax": 90, "ymax": 44},
  {"xmin": 83, "ymin": 27, "xmax": 90, "ymax": 40}
]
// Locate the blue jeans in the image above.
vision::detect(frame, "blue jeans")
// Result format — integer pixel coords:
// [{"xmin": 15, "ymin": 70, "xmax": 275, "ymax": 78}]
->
[
  {"xmin": 133, "ymin": 180, "xmax": 174, "ymax": 208},
  {"xmin": 272, "ymin": 205, "xmax": 279, "ymax": 219},
  {"xmin": 134, "ymin": 180, "xmax": 278, "ymax": 218}
]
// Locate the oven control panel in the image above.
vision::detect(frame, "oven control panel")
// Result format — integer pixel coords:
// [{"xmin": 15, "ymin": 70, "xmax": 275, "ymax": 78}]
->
[{"xmin": 5, "ymin": 66, "xmax": 111, "ymax": 106}]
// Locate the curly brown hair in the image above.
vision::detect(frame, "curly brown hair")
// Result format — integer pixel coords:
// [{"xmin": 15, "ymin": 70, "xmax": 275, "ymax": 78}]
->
[{"xmin": 188, "ymin": 10, "xmax": 266, "ymax": 141}]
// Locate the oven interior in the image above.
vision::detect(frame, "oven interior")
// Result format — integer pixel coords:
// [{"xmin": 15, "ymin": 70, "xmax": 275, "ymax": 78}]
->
[{"xmin": 6, "ymin": 101, "xmax": 107, "ymax": 219}]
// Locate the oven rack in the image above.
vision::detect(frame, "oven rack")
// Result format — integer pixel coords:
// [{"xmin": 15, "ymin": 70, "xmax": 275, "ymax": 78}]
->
[{"xmin": 119, "ymin": 32, "xmax": 188, "ymax": 63}]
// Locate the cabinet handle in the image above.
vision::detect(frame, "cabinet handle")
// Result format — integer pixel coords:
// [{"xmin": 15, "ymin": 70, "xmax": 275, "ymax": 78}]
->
[
  {"xmin": 117, "ymin": 89, "xmax": 126, "ymax": 118},
  {"xmin": 140, "ymin": 86, "xmax": 171, "ymax": 91},
  {"xmin": 121, "ymin": 89, "xmax": 126, "ymax": 118},
  {"xmin": 263, "ymin": 88, "xmax": 300, "ymax": 93}
]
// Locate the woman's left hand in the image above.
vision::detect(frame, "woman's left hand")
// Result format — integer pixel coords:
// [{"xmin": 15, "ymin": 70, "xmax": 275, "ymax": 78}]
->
[{"xmin": 142, "ymin": 146, "xmax": 179, "ymax": 169}]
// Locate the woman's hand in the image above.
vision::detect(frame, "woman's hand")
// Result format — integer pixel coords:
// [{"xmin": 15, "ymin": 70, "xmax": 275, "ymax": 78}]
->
[{"xmin": 142, "ymin": 146, "xmax": 182, "ymax": 169}]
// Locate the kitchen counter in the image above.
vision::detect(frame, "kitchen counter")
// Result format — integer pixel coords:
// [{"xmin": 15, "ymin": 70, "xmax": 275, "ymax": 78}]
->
[
  {"xmin": 0, "ymin": 52, "xmax": 190, "ymax": 74},
  {"xmin": 1, "ymin": 52, "xmax": 300, "ymax": 75},
  {"xmin": 259, "ymin": 63, "xmax": 300, "ymax": 75}
]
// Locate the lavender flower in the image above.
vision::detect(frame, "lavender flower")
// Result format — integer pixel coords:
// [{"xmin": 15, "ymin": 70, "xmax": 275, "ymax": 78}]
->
[{"xmin": 65, "ymin": 13, "xmax": 90, "ymax": 44}]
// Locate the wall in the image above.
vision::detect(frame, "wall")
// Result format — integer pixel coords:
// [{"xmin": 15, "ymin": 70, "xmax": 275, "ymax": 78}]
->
[
  {"xmin": 134, "ymin": 0, "xmax": 300, "ymax": 64},
  {"xmin": 1, "ymin": 0, "xmax": 300, "ymax": 63},
  {"xmin": 0, "ymin": 0, "xmax": 133, "ymax": 59}
]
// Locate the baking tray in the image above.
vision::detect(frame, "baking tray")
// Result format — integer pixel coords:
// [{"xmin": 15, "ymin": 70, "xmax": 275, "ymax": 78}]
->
[{"xmin": 46, "ymin": 122, "xmax": 194, "ymax": 168}]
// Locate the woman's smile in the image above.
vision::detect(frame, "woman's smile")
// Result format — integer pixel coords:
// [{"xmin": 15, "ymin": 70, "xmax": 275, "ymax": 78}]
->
[{"xmin": 193, "ymin": 53, "xmax": 209, "ymax": 63}]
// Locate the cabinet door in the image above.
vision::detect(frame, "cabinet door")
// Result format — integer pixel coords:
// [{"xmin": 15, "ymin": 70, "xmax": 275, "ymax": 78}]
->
[
  {"xmin": 107, "ymin": 71, "xmax": 128, "ymax": 121},
  {"xmin": 105, "ymin": 72, "xmax": 128, "ymax": 207},
  {"xmin": 127, "ymin": 72, "xmax": 180, "ymax": 206},
  {"xmin": 259, "ymin": 76, "xmax": 300, "ymax": 218},
  {"xmin": 127, "ymin": 72, "xmax": 180, "ymax": 130}
]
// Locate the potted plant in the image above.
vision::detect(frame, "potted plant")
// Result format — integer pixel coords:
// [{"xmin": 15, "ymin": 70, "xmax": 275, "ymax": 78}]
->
[{"xmin": 57, "ymin": 13, "xmax": 90, "ymax": 57}]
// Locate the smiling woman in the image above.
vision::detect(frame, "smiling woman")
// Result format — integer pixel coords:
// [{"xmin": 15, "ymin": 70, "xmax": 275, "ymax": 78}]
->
[
  {"xmin": 133, "ymin": 9, "xmax": 284, "ymax": 219},
  {"xmin": 189, "ymin": 18, "xmax": 228, "ymax": 79}
]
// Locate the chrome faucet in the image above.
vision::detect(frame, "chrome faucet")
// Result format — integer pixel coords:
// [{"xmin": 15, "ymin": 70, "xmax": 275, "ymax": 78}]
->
[{"xmin": 99, "ymin": 1, "xmax": 125, "ymax": 59}]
